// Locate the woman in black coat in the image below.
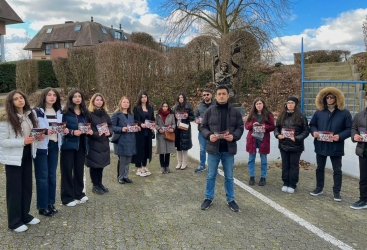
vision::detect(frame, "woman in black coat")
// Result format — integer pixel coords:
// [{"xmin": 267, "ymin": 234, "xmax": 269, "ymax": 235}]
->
[
  {"xmin": 172, "ymin": 92, "xmax": 195, "ymax": 170},
  {"xmin": 131, "ymin": 91, "xmax": 155, "ymax": 177},
  {"xmin": 85, "ymin": 93, "xmax": 112, "ymax": 194},
  {"xmin": 274, "ymin": 97, "xmax": 309, "ymax": 194}
]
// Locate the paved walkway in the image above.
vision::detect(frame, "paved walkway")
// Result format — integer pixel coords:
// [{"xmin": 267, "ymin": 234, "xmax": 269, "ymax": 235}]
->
[{"xmin": 0, "ymin": 152, "xmax": 366, "ymax": 249}]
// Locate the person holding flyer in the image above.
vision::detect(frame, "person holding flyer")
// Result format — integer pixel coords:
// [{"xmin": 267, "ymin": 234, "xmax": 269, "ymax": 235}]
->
[
  {"xmin": 60, "ymin": 89, "xmax": 93, "ymax": 207},
  {"xmin": 245, "ymin": 97, "xmax": 275, "ymax": 186},
  {"xmin": 132, "ymin": 91, "xmax": 155, "ymax": 177},
  {"xmin": 0, "ymin": 90, "xmax": 43, "ymax": 232},
  {"xmin": 112, "ymin": 96, "xmax": 138, "ymax": 184},
  {"xmin": 309, "ymin": 87, "xmax": 352, "ymax": 201},
  {"xmin": 85, "ymin": 93, "xmax": 112, "ymax": 195},
  {"xmin": 155, "ymin": 101, "xmax": 176, "ymax": 174},
  {"xmin": 172, "ymin": 92, "xmax": 195, "ymax": 170},
  {"xmin": 33, "ymin": 88, "xmax": 68, "ymax": 217},
  {"xmin": 274, "ymin": 97, "xmax": 309, "ymax": 194}
]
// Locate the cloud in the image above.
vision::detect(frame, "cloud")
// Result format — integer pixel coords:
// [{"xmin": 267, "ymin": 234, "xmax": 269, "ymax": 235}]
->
[{"xmin": 273, "ymin": 8, "xmax": 367, "ymax": 64}]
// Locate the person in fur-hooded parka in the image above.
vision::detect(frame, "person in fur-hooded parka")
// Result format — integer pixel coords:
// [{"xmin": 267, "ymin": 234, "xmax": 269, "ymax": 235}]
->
[{"xmin": 309, "ymin": 87, "xmax": 352, "ymax": 200}]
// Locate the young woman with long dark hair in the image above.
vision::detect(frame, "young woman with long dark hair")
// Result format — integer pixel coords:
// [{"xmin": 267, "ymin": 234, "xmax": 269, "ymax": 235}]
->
[
  {"xmin": 0, "ymin": 90, "xmax": 42, "ymax": 232},
  {"xmin": 60, "ymin": 89, "xmax": 93, "ymax": 207},
  {"xmin": 85, "ymin": 93, "xmax": 112, "ymax": 194},
  {"xmin": 245, "ymin": 97, "xmax": 275, "ymax": 186},
  {"xmin": 132, "ymin": 91, "xmax": 155, "ymax": 177},
  {"xmin": 33, "ymin": 87, "xmax": 68, "ymax": 216},
  {"xmin": 155, "ymin": 101, "xmax": 176, "ymax": 173},
  {"xmin": 274, "ymin": 97, "xmax": 309, "ymax": 194},
  {"xmin": 172, "ymin": 92, "xmax": 195, "ymax": 170}
]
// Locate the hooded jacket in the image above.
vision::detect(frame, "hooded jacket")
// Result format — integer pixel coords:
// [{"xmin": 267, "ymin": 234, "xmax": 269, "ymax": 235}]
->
[{"xmin": 309, "ymin": 87, "xmax": 352, "ymax": 156}]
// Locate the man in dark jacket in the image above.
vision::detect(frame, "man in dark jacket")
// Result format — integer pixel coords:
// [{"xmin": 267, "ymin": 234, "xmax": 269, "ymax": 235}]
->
[
  {"xmin": 350, "ymin": 109, "xmax": 367, "ymax": 209},
  {"xmin": 309, "ymin": 87, "xmax": 352, "ymax": 201},
  {"xmin": 200, "ymin": 85, "xmax": 244, "ymax": 212},
  {"xmin": 194, "ymin": 89, "xmax": 215, "ymax": 173}
]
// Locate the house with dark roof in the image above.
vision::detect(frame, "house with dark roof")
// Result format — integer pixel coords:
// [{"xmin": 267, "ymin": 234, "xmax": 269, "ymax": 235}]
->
[
  {"xmin": 0, "ymin": 0, "xmax": 24, "ymax": 62},
  {"xmin": 24, "ymin": 18, "xmax": 130, "ymax": 60}
]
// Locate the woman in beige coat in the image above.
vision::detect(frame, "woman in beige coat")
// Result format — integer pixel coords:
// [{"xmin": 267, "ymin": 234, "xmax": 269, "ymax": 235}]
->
[{"xmin": 155, "ymin": 102, "xmax": 176, "ymax": 173}]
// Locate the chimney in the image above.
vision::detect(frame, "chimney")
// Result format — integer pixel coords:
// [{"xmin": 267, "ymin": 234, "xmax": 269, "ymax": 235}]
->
[
  {"xmin": 91, "ymin": 16, "xmax": 93, "ymax": 22},
  {"xmin": 119, "ymin": 24, "xmax": 121, "ymax": 30}
]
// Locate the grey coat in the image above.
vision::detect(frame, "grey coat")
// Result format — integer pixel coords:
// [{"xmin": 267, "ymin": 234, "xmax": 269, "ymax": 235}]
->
[
  {"xmin": 111, "ymin": 112, "xmax": 137, "ymax": 156},
  {"xmin": 155, "ymin": 113, "xmax": 176, "ymax": 154},
  {"xmin": 351, "ymin": 108, "xmax": 367, "ymax": 157}
]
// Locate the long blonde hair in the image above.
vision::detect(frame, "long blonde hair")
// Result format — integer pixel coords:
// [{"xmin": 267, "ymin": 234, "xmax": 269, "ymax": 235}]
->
[
  {"xmin": 88, "ymin": 93, "xmax": 108, "ymax": 112},
  {"xmin": 115, "ymin": 96, "xmax": 131, "ymax": 114}
]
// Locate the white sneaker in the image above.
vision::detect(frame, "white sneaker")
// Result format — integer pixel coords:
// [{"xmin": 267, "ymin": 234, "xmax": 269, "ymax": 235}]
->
[
  {"xmin": 27, "ymin": 218, "xmax": 40, "ymax": 225},
  {"xmin": 136, "ymin": 170, "xmax": 141, "ymax": 176},
  {"xmin": 14, "ymin": 225, "xmax": 28, "ymax": 232},
  {"xmin": 66, "ymin": 201, "xmax": 77, "ymax": 207},
  {"xmin": 287, "ymin": 187, "xmax": 295, "ymax": 194},
  {"xmin": 281, "ymin": 186, "xmax": 288, "ymax": 192},
  {"xmin": 139, "ymin": 171, "xmax": 147, "ymax": 177},
  {"xmin": 77, "ymin": 196, "xmax": 89, "ymax": 203},
  {"xmin": 144, "ymin": 169, "xmax": 151, "ymax": 176}
]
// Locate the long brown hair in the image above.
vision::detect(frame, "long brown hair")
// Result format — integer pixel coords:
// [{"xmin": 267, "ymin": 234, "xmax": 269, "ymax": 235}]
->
[
  {"xmin": 34, "ymin": 87, "xmax": 62, "ymax": 111},
  {"xmin": 5, "ymin": 90, "xmax": 37, "ymax": 136},
  {"xmin": 115, "ymin": 96, "xmax": 131, "ymax": 114},
  {"xmin": 247, "ymin": 97, "xmax": 271, "ymax": 123}
]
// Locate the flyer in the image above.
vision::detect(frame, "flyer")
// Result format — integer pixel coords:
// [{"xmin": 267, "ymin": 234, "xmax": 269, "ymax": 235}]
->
[
  {"xmin": 317, "ymin": 131, "xmax": 334, "ymax": 142},
  {"xmin": 96, "ymin": 122, "xmax": 109, "ymax": 134},
  {"xmin": 78, "ymin": 123, "xmax": 91, "ymax": 134},
  {"xmin": 281, "ymin": 128, "xmax": 295, "ymax": 138},
  {"xmin": 30, "ymin": 128, "xmax": 47, "ymax": 140},
  {"xmin": 50, "ymin": 122, "xmax": 66, "ymax": 134}
]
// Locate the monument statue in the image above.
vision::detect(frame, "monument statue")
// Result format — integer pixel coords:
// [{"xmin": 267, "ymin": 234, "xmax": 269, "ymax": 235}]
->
[{"xmin": 214, "ymin": 62, "xmax": 235, "ymax": 97}]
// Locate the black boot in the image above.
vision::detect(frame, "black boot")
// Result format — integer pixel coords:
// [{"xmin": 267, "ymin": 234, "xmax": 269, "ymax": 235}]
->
[
  {"xmin": 249, "ymin": 177, "xmax": 255, "ymax": 186},
  {"xmin": 259, "ymin": 177, "xmax": 266, "ymax": 186}
]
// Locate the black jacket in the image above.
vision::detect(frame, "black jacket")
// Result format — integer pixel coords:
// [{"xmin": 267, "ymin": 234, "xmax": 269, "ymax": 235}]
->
[
  {"xmin": 85, "ymin": 109, "xmax": 112, "ymax": 168},
  {"xmin": 172, "ymin": 103, "xmax": 195, "ymax": 150},
  {"xmin": 200, "ymin": 103, "xmax": 244, "ymax": 155},
  {"xmin": 274, "ymin": 113, "xmax": 310, "ymax": 152},
  {"xmin": 351, "ymin": 108, "xmax": 367, "ymax": 157}
]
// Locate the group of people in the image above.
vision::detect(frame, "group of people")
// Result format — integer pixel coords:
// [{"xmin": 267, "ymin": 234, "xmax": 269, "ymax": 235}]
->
[{"xmin": 0, "ymin": 85, "xmax": 366, "ymax": 232}]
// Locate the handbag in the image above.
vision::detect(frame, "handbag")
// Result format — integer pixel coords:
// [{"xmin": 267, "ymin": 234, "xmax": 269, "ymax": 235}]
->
[
  {"xmin": 164, "ymin": 131, "xmax": 175, "ymax": 142},
  {"xmin": 177, "ymin": 121, "xmax": 189, "ymax": 130},
  {"xmin": 110, "ymin": 132, "xmax": 121, "ymax": 144}
]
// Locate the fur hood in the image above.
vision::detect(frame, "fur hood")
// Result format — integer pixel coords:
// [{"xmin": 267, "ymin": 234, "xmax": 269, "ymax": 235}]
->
[{"xmin": 315, "ymin": 87, "xmax": 345, "ymax": 111}]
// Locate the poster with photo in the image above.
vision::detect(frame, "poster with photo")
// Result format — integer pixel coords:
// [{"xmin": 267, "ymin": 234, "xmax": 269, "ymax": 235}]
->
[
  {"xmin": 281, "ymin": 128, "xmax": 295, "ymax": 138},
  {"xmin": 175, "ymin": 112, "xmax": 187, "ymax": 120},
  {"xmin": 360, "ymin": 130, "xmax": 367, "ymax": 142},
  {"xmin": 161, "ymin": 125, "xmax": 171, "ymax": 132},
  {"xmin": 97, "ymin": 122, "xmax": 109, "ymax": 134},
  {"xmin": 144, "ymin": 120, "xmax": 156, "ymax": 129},
  {"xmin": 317, "ymin": 131, "xmax": 334, "ymax": 142},
  {"xmin": 30, "ymin": 128, "xmax": 47, "ymax": 140},
  {"xmin": 127, "ymin": 123, "xmax": 139, "ymax": 132},
  {"xmin": 253, "ymin": 125, "xmax": 265, "ymax": 133},
  {"xmin": 214, "ymin": 130, "xmax": 229, "ymax": 139},
  {"xmin": 50, "ymin": 122, "xmax": 66, "ymax": 134},
  {"xmin": 78, "ymin": 123, "xmax": 91, "ymax": 134}
]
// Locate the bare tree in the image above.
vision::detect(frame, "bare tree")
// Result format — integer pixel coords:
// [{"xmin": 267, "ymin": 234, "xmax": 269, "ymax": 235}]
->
[
  {"xmin": 160, "ymin": 0, "xmax": 292, "ymax": 49},
  {"xmin": 363, "ymin": 15, "xmax": 367, "ymax": 51}
]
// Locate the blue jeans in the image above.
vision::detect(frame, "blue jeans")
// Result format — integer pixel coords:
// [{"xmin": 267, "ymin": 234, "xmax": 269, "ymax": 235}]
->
[
  {"xmin": 205, "ymin": 152, "xmax": 234, "ymax": 202},
  {"xmin": 198, "ymin": 132, "xmax": 207, "ymax": 167},
  {"xmin": 34, "ymin": 141, "xmax": 59, "ymax": 209},
  {"xmin": 247, "ymin": 152, "xmax": 268, "ymax": 178}
]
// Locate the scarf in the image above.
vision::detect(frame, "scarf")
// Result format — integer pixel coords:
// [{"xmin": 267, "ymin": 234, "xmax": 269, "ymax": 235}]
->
[{"xmin": 159, "ymin": 109, "xmax": 171, "ymax": 123}]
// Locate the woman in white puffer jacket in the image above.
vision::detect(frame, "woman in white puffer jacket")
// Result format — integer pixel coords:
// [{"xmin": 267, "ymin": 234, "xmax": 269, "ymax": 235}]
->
[{"xmin": 0, "ymin": 90, "xmax": 43, "ymax": 233}]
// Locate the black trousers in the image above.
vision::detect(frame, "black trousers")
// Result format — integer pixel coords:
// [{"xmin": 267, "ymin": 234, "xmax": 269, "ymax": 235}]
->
[
  {"xmin": 316, "ymin": 154, "xmax": 342, "ymax": 193},
  {"xmin": 159, "ymin": 154, "xmax": 170, "ymax": 168},
  {"xmin": 6, "ymin": 145, "xmax": 34, "ymax": 229},
  {"xmin": 60, "ymin": 147, "xmax": 86, "ymax": 204},
  {"xmin": 358, "ymin": 156, "xmax": 367, "ymax": 201},
  {"xmin": 280, "ymin": 149, "xmax": 302, "ymax": 189},
  {"xmin": 89, "ymin": 168, "xmax": 104, "ymax": 186}
]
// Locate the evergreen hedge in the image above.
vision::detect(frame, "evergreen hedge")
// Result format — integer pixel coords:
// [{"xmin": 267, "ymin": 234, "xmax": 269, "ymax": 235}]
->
[{"xmin": 0, "ymin": 62, "xmax": 16, "ymax": 92}]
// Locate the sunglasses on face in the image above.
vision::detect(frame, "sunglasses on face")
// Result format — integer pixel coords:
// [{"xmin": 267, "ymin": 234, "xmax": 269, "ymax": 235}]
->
[
  {"xmin": 203, "ymin": 94, "xmax": 210, "ymax": 97},
  {"xmin": 326, "ymin": 95, "xmax": 335, "ymax": 99}
]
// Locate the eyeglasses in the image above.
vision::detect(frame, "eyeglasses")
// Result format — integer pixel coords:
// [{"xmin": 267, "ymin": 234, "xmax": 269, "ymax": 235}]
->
[
  {"xmin": 203, "ymin": 94, "xmax": 210, "ymax": 97},
  {"xmin": 326, "ymin": 95, "xmax": 335, "ymax": 99}
]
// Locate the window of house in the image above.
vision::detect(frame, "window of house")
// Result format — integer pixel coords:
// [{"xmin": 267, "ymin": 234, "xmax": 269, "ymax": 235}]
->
[
  {"xmin": 101, "ymin": 27, "xmax": 107, "ymax": 35},
  {"xmin": 64, "ymin": 42, "xmax": 70, "ymax": 48},
  {"xmin": 115, "ymin": 31, "xmax": 121, "ymax": 40},
  {"xmin": 75, "ymin": 25, "xmax": 81, "ymax": 31},
  {"xmin": 46, "ymin": 28, "xmax": 53, "ymax": 34},
  {"xmin": 54, "ymin": 43, "xmax": 59, "ymax": 49},
  {"xmin": 45, "ymin": 44, "xmax": 51, "ymax": 55}
]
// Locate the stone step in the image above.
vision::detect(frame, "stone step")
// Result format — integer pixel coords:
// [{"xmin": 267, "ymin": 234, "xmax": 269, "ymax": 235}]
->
[
  {"xmin": 305, "ymin": 67, "xmax": 351, "ymax": 73},
  {"xmin": 304, "ymin": 76, "xmax": 354, "ymax": 81},
  {"xmin": 304, "ymin": 62, "xmax": 350, "ymax": 68}
]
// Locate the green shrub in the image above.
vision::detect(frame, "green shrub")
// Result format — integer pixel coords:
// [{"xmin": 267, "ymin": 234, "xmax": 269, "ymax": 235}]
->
[
  {"xmin": 38, "ymin": 60, "xmax": 58, "ymax": 88},
  {"xmin": 0, "ymin": 62, "xmax": 16, "ymax": 92}
]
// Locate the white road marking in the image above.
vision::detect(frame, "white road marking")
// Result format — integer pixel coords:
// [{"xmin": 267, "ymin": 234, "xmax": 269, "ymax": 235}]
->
[{"xmin": 217, "ymin": 169, "xmax": 355, "ymax": 250}]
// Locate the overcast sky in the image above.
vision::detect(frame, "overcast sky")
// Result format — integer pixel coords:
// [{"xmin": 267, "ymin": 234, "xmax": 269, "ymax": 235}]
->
[{"xmin": 2, "ymin": 0, "xmax": 367, "ymax": 64}]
